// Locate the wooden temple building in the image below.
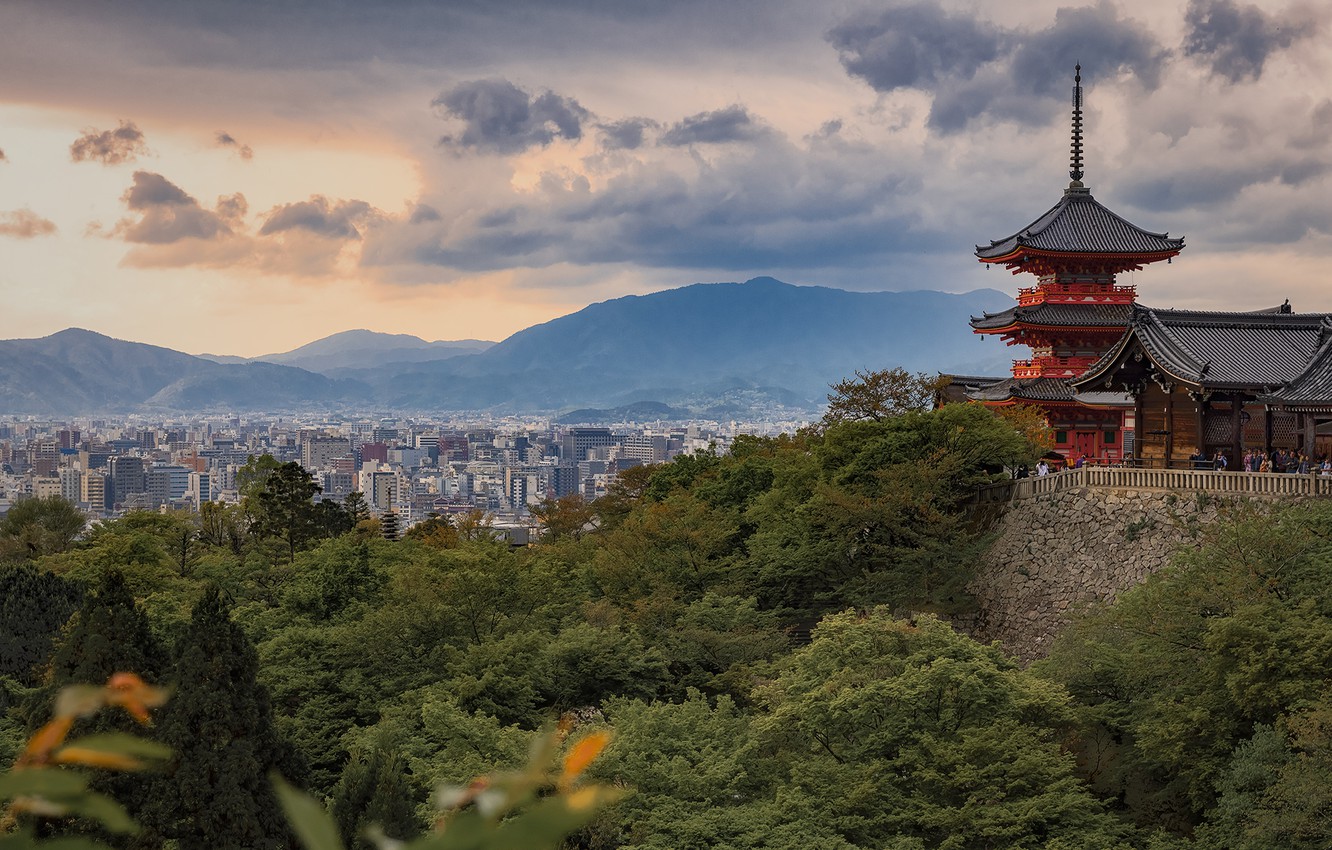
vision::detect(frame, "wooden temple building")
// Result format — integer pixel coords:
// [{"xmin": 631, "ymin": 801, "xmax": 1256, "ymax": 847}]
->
[{"xmin": 950, "ymin": 67, "xmax": 1332, "ymax": 467}]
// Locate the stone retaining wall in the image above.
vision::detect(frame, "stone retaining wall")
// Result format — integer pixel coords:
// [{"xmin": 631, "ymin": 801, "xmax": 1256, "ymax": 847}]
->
[{"xmin": 959, "ymin": 487, "xmax": 1248, "ymax": 662}]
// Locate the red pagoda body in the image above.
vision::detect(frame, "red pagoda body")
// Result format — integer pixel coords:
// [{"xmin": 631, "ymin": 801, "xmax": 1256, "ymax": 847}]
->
[{"xmin": 963, "ymin": 67, "xmax": 1184, "ymax": 463}]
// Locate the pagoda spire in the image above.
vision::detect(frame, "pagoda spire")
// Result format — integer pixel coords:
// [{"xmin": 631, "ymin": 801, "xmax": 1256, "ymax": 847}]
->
[{"xmin": 1069, "ymin": 64, "xmax": 1085, "ymax": 188}]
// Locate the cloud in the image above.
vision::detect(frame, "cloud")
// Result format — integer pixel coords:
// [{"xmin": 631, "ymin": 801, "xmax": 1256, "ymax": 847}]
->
[
  {"xmin": 70, "ymin": 120, "xmax": 150, "ymax": 165},
  {"xmin": 598, "ymin": 117, "xmax": 658, "ymax": 151},
  {"xmin": 828, "ymin": 1, "xmax": 1169, "ymax": 134},
  {"xmin": 828, "ymin": 3, "xmax": 1004, "ymax": 92},
  {"xmin": 433, "ymin": 78, "xmax": 590, "ymax": 154},
  {"xmin": 1009, "ymin": 3, "xmax": 1170, "ymax": 96},
  {"xmin": 215, "ymin": 130, "xmax": 254, "ymax": 160},
  {"xmin": 1183, "ymin": 0, "xmax": 1308, "ymax": 82},
  {"xmin": 362, "ymin": 126, "xmax": 934, "ymax": 279},
  {"xmin": 114, "ymin": 171, "xmax": 244, "ymax": 244},
  {"xmin": 260, "ymin": 196, "xmax": 377, "ymax": 239},
  {"xmin": 0, "ymin": 209, "xmax": 57, "ymax": 238},
  {"xmin": 660, "ymin": 105, "xmax": 769, "ymax": 146}
]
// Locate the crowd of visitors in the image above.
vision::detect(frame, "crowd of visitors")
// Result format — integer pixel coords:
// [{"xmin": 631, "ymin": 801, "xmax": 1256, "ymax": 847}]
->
[{"xmin": 1188, "ymin": 449, "xmax": 1330, "ymax": 474}]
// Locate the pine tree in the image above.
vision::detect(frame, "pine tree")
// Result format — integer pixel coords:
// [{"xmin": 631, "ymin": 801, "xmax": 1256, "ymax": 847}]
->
[
  {"xmin": 34, "ymin": 568, "xmax": 168, "ymax": 848},
  {"xmin": 144, "ymin": 586, "xmax": 298, "ymax": 850},
  {"xmin": 330, "ymin": 748, "xmax": 423, "ymax": 850},
  {"xmin": 0, "ymin": 564, "xmax": 82, "ymax": 685}
]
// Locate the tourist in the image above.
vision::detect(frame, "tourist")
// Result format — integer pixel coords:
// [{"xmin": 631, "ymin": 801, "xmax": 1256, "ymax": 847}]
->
[
  {"xmin": 1212, "ymin": 451, "xmax": 1227, "ymax": 471},
  {"xmin": 1036, "ymin": 460, "xmax": 1050, "ymax": 476}
]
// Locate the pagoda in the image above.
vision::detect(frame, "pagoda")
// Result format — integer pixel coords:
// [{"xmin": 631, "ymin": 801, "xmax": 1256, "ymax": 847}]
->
[{"xmin": 964, "ymin": 66, "xmax": 1185, "ymax": 462}]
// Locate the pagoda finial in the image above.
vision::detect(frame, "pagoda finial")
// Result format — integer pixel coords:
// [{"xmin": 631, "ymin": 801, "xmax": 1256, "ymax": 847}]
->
[{"xmin": 1069, "ymin": 64, "xmax": 1085, "ymax": 188}]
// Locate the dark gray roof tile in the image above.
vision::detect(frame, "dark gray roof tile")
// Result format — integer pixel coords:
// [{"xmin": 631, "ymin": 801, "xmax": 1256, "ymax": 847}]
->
[{"xmin": 976, "ymin": 187, "xmax": 1184, "ymax": 260}]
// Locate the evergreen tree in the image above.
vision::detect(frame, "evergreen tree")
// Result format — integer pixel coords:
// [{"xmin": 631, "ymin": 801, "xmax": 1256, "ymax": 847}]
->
[
  {"xmin": 46, "ymin": 568, "xmax": 167, "ymax": 693},
  {"xmin": 329, "ymin": 748, "xmax": 424, "ymax": 850},
  {"xmin": 0, "ymin": 564, "xmax": 82, "ymax": 685},
  {"xmin": 144, "ymin": 586, "xmax": 297, "ymax": 849},
  {"xmin": 35, "ymin": 568, "xmax": 168, "ymax": 848}
]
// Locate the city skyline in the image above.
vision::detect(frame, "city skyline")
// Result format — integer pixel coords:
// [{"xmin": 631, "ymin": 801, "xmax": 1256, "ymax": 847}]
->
[{"xmin": 2, "ymin": 0, "xmax": 1329, "ymax": 356}]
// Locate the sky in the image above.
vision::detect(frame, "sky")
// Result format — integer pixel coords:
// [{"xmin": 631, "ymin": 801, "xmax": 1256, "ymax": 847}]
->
[{"xmin": 1, "ymin": 0, "xmax": 1329, "ymax": 356}]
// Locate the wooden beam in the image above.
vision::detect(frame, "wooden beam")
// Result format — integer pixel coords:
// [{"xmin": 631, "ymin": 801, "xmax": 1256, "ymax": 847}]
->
[
  {"xmin": 1165, "ymin": 385, "xmax": 1175, "ymax": 468},
  {"xmin": 1231, "ymin": 397, "xmax": 1243, "ymax": 463}
]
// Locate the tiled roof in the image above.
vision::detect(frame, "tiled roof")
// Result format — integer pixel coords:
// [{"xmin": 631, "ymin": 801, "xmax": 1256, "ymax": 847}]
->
[
  {"xmin": 1261, "ymin": 318, "xmax": 1332, "ymax": 406},
  {"xmin": 967, "ymin": 377, "xmax": 1075, "ymax": 403},
  {"xmin": 976, "ymin": 186, "xmax": 1185, "ymax": 260},
  {"xmin": 971, "ymin": 302, "xmax": 1133, "ymax": 331},
  {"xmin": 1075, "ymin": 304, "xmax": 1329, "ymax": 391}
]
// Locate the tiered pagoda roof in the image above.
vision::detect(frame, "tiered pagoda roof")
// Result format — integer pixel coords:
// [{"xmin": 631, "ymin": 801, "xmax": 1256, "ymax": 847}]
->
[
  {"xmin": 975, "ymin": 185, "xmax": 1185, "ymax": 272},
  {"xmin": 971, "ymin": 302, "xmax": 1133, "ymax": 334}
]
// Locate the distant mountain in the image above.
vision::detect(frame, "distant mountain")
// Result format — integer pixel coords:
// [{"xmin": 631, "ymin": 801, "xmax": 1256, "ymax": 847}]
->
[
  {"xmin": 0, "ymin": 280, "xmax": 1014, "ymax": 416},
  {"xmin": 254, "ymin": 330, "xmax": 494, "ymax": 373},
  {"xmin": 555, "ymin": 400, "xmax": 694, "ymax": 424},
  {"xmin": 0, "ymin": 329, "xmax": 369, "ymax": 415},
  {"xmin": 353, "ymin": 278, "xmax": 1013, "ymax": 411}
]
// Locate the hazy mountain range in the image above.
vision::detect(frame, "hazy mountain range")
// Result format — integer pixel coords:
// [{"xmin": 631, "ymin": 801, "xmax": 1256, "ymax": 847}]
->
[{"xmin": 0, "ymin": 278, "xmax": 1013, "ymax": 417}]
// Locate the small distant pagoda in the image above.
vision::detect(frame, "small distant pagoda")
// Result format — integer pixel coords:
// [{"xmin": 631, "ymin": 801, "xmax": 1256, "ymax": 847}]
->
[{"xmin": 964, "ymin": 66, "xmax": 1185, "ymax": 462}]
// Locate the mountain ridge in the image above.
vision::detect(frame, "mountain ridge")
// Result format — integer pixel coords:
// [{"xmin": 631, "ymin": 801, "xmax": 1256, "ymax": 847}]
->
[{"xmin": 0, "ymin": 279, "xmax": 1012, "ymax": 415}]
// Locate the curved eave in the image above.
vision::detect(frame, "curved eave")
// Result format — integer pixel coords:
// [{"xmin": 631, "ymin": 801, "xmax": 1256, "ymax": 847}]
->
[
  {"xmin": 972, "ymin": 322, "xmax": 1128, "ymax": 336},
  {"xmin": 975, "ymin": 247, "xmax": 1182, "ymax": 267},
  {"xmin": 1070, "ymin": 331, "xmax": 1137, "ymax": 390}
]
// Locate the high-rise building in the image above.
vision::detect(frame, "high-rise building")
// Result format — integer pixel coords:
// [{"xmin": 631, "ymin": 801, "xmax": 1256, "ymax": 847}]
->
[{"xmin": 107, "ymin": 456, "xmax": 146, "ymax": 506}]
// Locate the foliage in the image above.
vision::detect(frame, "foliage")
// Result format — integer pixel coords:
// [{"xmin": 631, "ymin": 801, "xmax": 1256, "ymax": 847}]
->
[
  {"xmin": 753, "ymin": 610, "xmax": 1131, "ymax": 850},
  {"xmin": 1041, "ymin": 500, "xmax": 1332, "ymax": 834},
  {"xmin": 530, "ymin": 494, "xmax": 597, "ymax": 542},
  {"xmin": 328, "ymin": 748, "xmax": 423, "ymax": 850},
  {"xmin": 821, "ymin": 367, "xmax": 947, "ymax": 427},
  {"xmin": 0, "ymin": 674, "xmax": 169, "ymax": 849},
  {"xmin": 140, "ymin": 587, "xmax": 297, "ymax": 849},
  {"xmin": 251, "ymin": 462, "xmax": 328, "ymax": 563},
  {"xmin": 0, "ymin": 498, "xmax": 87, "ymax": 562},
  {"xmin": 0, "ymin": 567, "xmax": 82, "ymax": 686},
  {"xmin": 276, "ymin": 722, "xmax": 619, "ymax": 850}
]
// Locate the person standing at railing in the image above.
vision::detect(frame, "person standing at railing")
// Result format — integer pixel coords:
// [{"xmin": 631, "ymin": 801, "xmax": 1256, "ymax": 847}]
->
[{"xmin": 1036, "ymin": 460, "xmax": 1050, "ymax": 476}]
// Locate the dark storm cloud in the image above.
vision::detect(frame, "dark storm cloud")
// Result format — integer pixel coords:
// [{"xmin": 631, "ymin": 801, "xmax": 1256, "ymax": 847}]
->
[
  {"xmin": 433, "ymin": 79, "xmax": 589, "ymax": 154},
  {"xmin": 0, "ymin": 209, "xmax": 57, "ymax": 238},
  {"xmin": 598, "ymin": 117, "xmax": 658, "ymax": 151},
  {"xmin": 371, "ymin": 131, "xmax": 933, "ymax": 276},
  {"xmin": 1010, "ymin": 3, "xmax": 1169, "ymax": 96},
  {"xmin": 215, "ymin": 130, "xmax": 254, "ymax": 160},
  {"xmin": 828, "ymin": 3, "xmax": 1004, "ymax": 92},
  {"xmin": 114, "ymin": 171, "xmax": 243, "ymax": 243},
  {"xmin": 660, "ymin": 106, "xmax": 769, "ymax": 146},
  {"xmin": 70, "ymin": 120, "xmax": 150, "ymax": 165},
  {"xmin": 260, "ymin": 197, "xmax": 375, "ymax": 239},
  {"xmin": 1183, "ymin": 0, "xmax": 1306, "ymax": 82},
  {"xmin": 829, "ymin": 1, "xmax": 1169, "ymax": 134}
]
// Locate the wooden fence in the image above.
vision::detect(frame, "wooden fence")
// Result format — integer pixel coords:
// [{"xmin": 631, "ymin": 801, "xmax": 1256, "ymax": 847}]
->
[{"xmin": 974, "ymin": 466, "xmax": 1332, "ymax": 504}]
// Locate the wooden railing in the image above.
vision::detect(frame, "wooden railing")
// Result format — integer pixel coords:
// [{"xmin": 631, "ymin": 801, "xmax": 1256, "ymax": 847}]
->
[{"xmin": 974, "ymin": 466, "xmax": 1332, "ymax": 504}]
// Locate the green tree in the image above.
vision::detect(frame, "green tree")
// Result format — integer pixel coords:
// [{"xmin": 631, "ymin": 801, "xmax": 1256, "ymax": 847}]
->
[
  {"xmin": 142, "ymin": 586, "xmax": 297, "ymax": 849},
  {"xmin": 328, "ymin": 747, "xmax": 424, "ymax": 850},
  {"xmin": 402, "ymin": 512, "xmax": 459, "ymax": 549},
  {"xmin": 35, "ymin": 568, "xmax": 169, "ymax": 848},
  {"xmin": 530, "ymin": 494, "xmax": 597, "ymax": 542},
  {"xmin": 821, "ymin": 367, "xmax": 947, "ymax": 427},
  {"xmin": 252, "ymin": 462, "xmax": 323, "ymax": 563},
  {"xmin": 1042, "ymin": 500, "xmax": 1332, "ymax": 834},
  {"xmin": 753, "ymin": 610, "xmax": 1131, "ymax": 849},
  {"xmin": 0, "ymin": 495, "xmax": 86, "ymax": 561},
  {"xmin": 0, "ymin": 564, "xmax": 82, "ymax": 685}
]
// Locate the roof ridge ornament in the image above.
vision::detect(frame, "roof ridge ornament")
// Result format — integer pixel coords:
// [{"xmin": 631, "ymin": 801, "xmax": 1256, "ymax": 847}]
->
[{"xmin": 1068, "ymin": 64, "xmax": 1086, "ymax": 193}]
